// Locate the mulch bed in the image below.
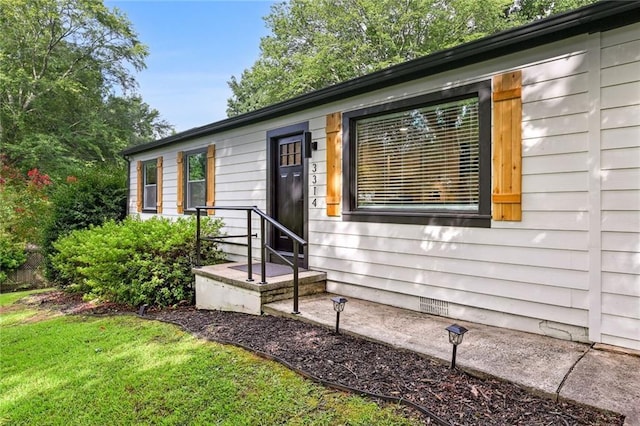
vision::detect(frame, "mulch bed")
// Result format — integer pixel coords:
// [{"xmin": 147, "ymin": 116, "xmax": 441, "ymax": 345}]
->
[{"xmin": 23, "ymin": 291, "xmax": 624, "ymax": 425}]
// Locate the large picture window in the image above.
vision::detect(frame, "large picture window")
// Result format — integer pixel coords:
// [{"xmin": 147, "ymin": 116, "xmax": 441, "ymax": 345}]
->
[
  {"xmin": 185, "ymin": 150, "xmax": 206, "ymax": 211},
  {"xmin": 343, "ymin": 81, "xmax": 491, "ymax": 227}
]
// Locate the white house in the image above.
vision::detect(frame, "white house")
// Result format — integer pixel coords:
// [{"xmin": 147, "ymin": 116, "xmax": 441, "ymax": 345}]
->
[{"xmin": 122, "ymin": 2, "xmax": 640, "ymax": 351}]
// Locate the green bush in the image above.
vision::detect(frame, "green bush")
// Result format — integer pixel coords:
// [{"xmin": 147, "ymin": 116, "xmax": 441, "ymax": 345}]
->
[
  {"xmin": 50, "ymin": 216, "xmax": 226, "ymax": 306},
  {"xmin": 42, "ymin": 165, "xmax": 127, "ymax": 280},
  {"xmin": 0, "ymin": 232, "xmax": 27, "ymax": 284},
  {"xmin": 0, "ymin": 159, "xmax": 53, "ymax": 247}
]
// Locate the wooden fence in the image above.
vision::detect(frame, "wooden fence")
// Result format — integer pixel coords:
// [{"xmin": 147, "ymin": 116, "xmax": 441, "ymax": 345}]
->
[{"xmin": 1, "ymin": 245, "xmax": 47, "ymax": 292}]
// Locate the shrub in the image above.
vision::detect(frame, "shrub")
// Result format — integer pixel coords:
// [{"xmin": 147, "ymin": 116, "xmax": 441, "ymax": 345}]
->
[
  {"xmin": 50, "ymin": 216, "xmax": 226, "ymax": 306},
  {"xmin": 0, "ymin": 159, "xmax": 51, "ymax": 284},
  {"xmin": 0, "ymin": 232, "xmax": 27, "ymax": 284},
  {"xmin": 42, "ymin": 165, "xmax": 127, "ymax": 280},
  {"xmin": 0, "ymin": 158, "xmax": 53, "ymax": 247}
]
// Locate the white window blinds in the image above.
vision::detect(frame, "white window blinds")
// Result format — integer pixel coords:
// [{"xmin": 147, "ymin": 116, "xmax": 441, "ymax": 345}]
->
[{"xmin": 355, "ymin": 97, "xmax": 480, "ymax": 211}]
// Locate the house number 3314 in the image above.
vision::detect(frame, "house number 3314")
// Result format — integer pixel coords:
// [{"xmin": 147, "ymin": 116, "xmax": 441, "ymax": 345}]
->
[{"xmin": 311, "ymin": 162, "xmax": 317, "ymax": 207}]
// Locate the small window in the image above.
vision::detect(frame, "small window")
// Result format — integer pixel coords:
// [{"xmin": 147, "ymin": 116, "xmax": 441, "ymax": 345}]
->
[
  {"xmin": 143, "ymin": 160, "xmax": 157, "ymax": 211},
  {"xmin": 280, "ymin": 140, "xmax": 302, "ymax": 166},
  {"xmin": 185, "ymin": 150, "xmax": 206, "ymax": 211},
  {"xmin": 343, "ymin": 81, "xmax": 491, "ymax": 227}
]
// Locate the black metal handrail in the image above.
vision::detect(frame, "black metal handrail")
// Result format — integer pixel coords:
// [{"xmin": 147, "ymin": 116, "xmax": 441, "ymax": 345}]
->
[{"xmin": 195, "ymin": 206, "xmax": 307, "ymax": 314}]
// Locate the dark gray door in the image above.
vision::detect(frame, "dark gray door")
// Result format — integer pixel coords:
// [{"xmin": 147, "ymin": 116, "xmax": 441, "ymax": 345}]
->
[{"xmin": 274, "ymin": 134, "xmax": 304, "ymax": 253}]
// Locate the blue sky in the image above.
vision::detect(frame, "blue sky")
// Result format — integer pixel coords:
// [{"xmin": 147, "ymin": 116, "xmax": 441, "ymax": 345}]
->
[{"xmin": 106, "ymin": 0, "xmax": 276, "ymax": 132}]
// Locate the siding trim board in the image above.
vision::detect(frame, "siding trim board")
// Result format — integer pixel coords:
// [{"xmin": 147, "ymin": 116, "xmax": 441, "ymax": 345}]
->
[{"xmin": 587, "ymin": 33, "xmax": 603, "ymax": 344}]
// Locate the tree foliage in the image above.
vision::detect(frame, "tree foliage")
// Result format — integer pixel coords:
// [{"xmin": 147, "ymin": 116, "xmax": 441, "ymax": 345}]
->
[
  {"xmin": 226, "ymin": 0, "xmax": 597, "ymax": 116},
  {"xmin": 0, "ymin": 0, "xmax": 173, "ymax": 174}
]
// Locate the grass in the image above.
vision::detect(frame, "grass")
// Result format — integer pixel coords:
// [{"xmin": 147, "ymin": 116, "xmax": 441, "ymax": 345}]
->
[{"xmin": 0, "ymin": 290, "xmax": 421, "ymax": 425}]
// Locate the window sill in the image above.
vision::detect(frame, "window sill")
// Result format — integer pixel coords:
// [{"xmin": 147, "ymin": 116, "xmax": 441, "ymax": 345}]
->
[{"xmin": 342, "ymin": 210, "xmax": 491, "ymax": 228}]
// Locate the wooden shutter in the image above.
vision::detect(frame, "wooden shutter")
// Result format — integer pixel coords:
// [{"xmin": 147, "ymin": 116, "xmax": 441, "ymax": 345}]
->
[
  {"xmin": 176, "ymin": 152, "xmax": 184, "ymax": 214},
  {"xmin": 206, "ymin": 145, "xmax": 215, "ymax": 215},
  {"xmin": 156, "ymin": 157, "xmax": 163, "ymax": 214},
  {"xmin": 492, "ymin": 71, "xmax": 522, "ymax": 221},
  {"xmin": 136, "ymin": 161, "xmax": 143, "ymax": 213},
  {"xmin": 326, "ymin": 112, "xmax": 342, "ymax": 217}
]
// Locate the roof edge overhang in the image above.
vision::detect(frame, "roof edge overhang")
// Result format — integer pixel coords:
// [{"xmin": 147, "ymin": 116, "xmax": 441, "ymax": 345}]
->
[{"xmin": 122, "ymin": 1, "xmax": 640, "ymax": 156}]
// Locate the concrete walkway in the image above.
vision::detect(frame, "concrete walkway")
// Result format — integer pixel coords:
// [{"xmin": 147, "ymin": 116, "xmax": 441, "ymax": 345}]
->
[{"xmin": 264, "ymin": 294, "xmax": 640, "ymax": 425}]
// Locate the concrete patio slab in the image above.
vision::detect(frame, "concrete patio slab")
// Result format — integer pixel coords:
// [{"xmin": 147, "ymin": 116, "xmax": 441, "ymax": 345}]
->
[{"xmin": 560, "ymin": 349, "xmax": 640, "ymax": 425}]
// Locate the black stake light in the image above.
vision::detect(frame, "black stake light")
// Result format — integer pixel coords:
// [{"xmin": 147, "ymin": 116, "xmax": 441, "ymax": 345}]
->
[
  {"xmin": 445, "ymin": 324, "xmax": 468, "ymax": 369},
  {"xmin": 138, "ymin": 304, "xmax": 148, "ymax": 317},
  {"xmin": 331, "ymin": 296, "xmax": 348, "ymax": 334}
]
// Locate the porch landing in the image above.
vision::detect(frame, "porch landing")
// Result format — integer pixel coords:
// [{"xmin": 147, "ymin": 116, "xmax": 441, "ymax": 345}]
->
[{"xmin": 193, "ymin": 262, "xmax": 326, "ymax": 315}]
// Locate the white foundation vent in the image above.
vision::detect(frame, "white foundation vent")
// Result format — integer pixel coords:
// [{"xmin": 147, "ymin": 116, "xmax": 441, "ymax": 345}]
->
[{"xmin": 419, "ymin": 297, "xmax": 449, "ymax": 316}]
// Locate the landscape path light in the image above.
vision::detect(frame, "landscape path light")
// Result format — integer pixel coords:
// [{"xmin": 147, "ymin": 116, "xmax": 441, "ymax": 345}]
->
[
  {"xmin": 445, "ymin": 324, "xmax": 468, "ymax": 369},
  {"xmin": 331, "ymin": 296, "xmax": 348, "ymax": 334}
]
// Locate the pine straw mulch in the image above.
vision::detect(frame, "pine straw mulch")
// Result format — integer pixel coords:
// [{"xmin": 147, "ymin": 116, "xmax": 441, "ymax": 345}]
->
[{"xmin": 20, "ymin": 291, "xmax": 624, "ymax": 425}]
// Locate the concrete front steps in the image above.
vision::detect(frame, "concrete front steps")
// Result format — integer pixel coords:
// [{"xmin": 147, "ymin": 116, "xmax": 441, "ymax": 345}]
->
[{"xmin": 193, "ymin": 262, "xmax": 326, "ymax": 315}]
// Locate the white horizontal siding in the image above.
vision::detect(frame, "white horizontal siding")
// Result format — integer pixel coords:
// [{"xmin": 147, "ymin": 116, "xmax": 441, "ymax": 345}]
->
[
  {"xmin": 601, "ymin": 127, "xmax": 640, "ymax": 150},
  {"xmin": 523, "ymin": 133, "xmax": 587, "ymax": 156},
  {"xmin": 601, "ymin": 169, "xmax": 640, "ymax": 191},
  {"xmin": 310, "ymin": 232, "xmax": 588, "ymax": 273},
  {"xmin": 522, "ymin": 72, "xmax": 587, "ymax": 103},
  {"xmin": 602, "ymin": 294, "xmax": 640, "ymax": 319},
  {"xmin": 523, "ymin": 192, "xmax": 587, "ymax": 211},
  {"xmin": 601, "ymin": 147, "xmax": 640, "ymax": 170},
  {"xmin": 319, "ymin": 264, "xmax": 588, "ymax": 327},
  {"xmin": 522, "ymin": 172, "xmax": 587, "ymax": 192},
  {"xmin": 601, "ymin": 39, "xmax": 640, "ymax": 68},
  {"xmin": 601, "ymin": 61, "xmax": 640, "ymax": 86},
  {"xmin": 601, "ymin": 315, "xmax": 640, "ymax": 347},
  {"xmin": 523, "ymin": 93, "xmax": 589, "ymax": 120},
  {"xmin": 602, "ymin": 272, "xmax": 640, "ymax": 297},
  {"xmin": 602, "ymin": 251, "xmax": 640, "ymax": 275},
  {"xmin": 309, "ymin": 220, "xmax": 588, "ymax": 249},
  {"xmin": 601, "ymin": 82, "xmax": 640, "ymax": 109},
  {"xmin": 602, "ymin": 232, "xmax": 640, "ymax": 252},
  {"xmin": 523, "ymin": 152, "xmax": 588, "ymax": 174},
  {"xmin": 602, "ymin": 211, "xmax": 640, "ymax": 233},
  {"xmin": 601, "ymin": 105, "xmax": 640, "ymax": 129}
]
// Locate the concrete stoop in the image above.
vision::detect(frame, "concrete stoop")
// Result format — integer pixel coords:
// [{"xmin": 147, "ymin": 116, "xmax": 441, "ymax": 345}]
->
[{"xmin": 193, "ymin": 262, "xmax": 326, "ymax": 315}]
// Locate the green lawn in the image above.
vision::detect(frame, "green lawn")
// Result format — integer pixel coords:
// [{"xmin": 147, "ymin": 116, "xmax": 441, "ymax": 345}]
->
[{"xmin": 0, "ymin": 291, "xmax": 420, "ymax": 425}]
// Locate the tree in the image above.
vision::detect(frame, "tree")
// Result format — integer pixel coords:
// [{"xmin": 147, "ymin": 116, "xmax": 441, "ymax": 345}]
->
[
  {"xmin": 0, "ymin": 0, "xmax": 173, "ymax": 173},
  {"xmin": 226, "ymin": 0, "xmax": 597, "ymax": 116}
]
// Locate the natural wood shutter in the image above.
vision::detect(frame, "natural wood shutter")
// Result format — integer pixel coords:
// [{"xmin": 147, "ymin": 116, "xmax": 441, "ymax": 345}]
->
[
  {"xmin": 136, "ymin": 161, "xmax": 143, "ymax": 213},
  {"xmin": 206, "ymin": 145, "xmax": 215, "ymax": 215},
  {"xmin": 156, "ymin": 157, "xmax": 163, "ymax": 214},
  {"xmin": 326, "ymin": 112, "xmax": 342, "ymax": 216},
  {"xmin": 492, "ymin": 71, "xmax": 522, "ymax": 221},
  {"xmin": 176, "ymin": 152, "xmax": 184, "ymax": 214}
]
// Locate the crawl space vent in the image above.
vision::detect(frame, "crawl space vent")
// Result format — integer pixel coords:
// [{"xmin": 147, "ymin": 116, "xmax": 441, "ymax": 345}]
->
[{"xmin": 419, "ymin": 297, "xmax": 449, "ymax": 316}]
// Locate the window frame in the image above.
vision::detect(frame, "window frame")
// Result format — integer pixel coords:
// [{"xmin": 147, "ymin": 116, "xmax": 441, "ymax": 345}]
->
[
  {"xmin": 342, "ymin": 81, "xmax": 492, "ymax": 228},
  {"xmin": 142, "ymin": 159, "xmax": 158, "ymax": 213},
  {"xmin": 183, "ymin": 148, "xmax": 207, "ymax": 213}
]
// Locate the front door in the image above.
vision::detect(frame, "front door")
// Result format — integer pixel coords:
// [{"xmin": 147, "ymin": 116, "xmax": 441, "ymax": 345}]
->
[{"xmin": 273, "ymin": 134, "xmax": 304, "ymax": 254}]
